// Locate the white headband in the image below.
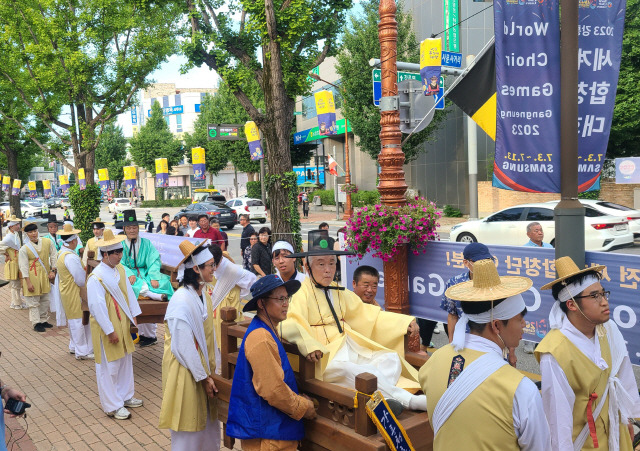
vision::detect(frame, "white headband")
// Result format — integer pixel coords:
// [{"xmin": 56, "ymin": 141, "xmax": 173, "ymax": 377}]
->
[
  {"xmin": 63, "ymin": 234, "xmax": 78, "ymax": 243},
  {"xmin": 177, "ymin": 248, "xmax": 214, "ymax": 282},
  {"xmin": 8, "ymin": 221, "xmax": 20, "ymax": 227},
  {"xmin": 549, "ymin": 274, "xmax": 600, "ymax": 329},
  {"xmin": 101, "ymin": 242, "xmax": 123, "ymax": 252},
  {"xmin": 452, "ymin": 294, "xmax": 527, "ymax": 351}
]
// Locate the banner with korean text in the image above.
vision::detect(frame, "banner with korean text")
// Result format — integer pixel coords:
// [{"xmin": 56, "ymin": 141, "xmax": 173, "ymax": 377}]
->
[
  {"xmin": 314, "ymin": 91, "xmax": 337, "ymax": 136},
  {"xmin": 59, "ymin": 175, "xmax": 69, "ymax": 195},
  {"xmin": 123, "ymin": 166, "xmax": 136, "ymax": 192},
  {"xmin": 420, "ymin": 38, "xmax": 442, "ymax": 96},
  {"xmin": 78, "ymin": 168, "xmax": 86, "ymax": 190},
  {"xmin": 98, "ymin": 168, "xmax": 109, "ymax": 192},
  {"xmin": 2, "ymin": 176, "xmax": 10, "ymax": 193},
  {"xmin": 156, "ymin": 158, "xmax": 169, "ymax": 188},
  {"xmin": 11, "ymin": 179, "xmax": 21, "ymax": 196},
  {"xmin": 28, "ymin": 181, "xmax": 37, "ymax": 198},
  {"xmin": 43, "ymin": 180, "xmax": 52, "ymax": 198},
  {"xmin": 192, "ymin": 147, "xmax": 206, "ymax": 180},
  {"xmin": 245, "ymin": 122, "xmax": 263, "ymax": 161},
  {"xmin": 345, "ymin": 241, "xmax": 640, "ymax": 366}
]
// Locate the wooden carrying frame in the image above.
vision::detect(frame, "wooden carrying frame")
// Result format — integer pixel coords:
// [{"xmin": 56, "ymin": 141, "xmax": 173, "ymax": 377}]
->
[{"xmin": 213, "ymin": 307, "xmax": 435, "ymax": 451}]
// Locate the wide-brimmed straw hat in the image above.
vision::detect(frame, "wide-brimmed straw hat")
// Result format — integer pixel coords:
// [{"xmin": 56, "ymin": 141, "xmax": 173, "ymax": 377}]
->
[
  {"xmin": 91, "ymin": 217, "xmax": 105, "ymax": 228},
  {"xmin": 176, "ymin": 239, "xmax": 208, "ymax": 268},
  {"xmin": 540, "ymin": 256, "xmax": 605, "ymax": 290},
  {"xmin": 446, "ymin": 259, "xmax": 532, "ymax": 302},
  {"xmin": 95, "ymin": 229, "xmax": 127, "ymax": 248},
  {"xmin": 5, "ymin": 215, "xmax": 20, "ymax": 227},
  {"xmin": 57, "ymin": 223, "xmax": 82, "ymax": 236},
  {"xmin": 22, "ymin": 221, "xmax": 38, "ymax": 232}
]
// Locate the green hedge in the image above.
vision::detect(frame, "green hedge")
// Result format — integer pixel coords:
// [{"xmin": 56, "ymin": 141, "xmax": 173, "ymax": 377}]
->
[
  {"xmin": 69, "ymin": 184, "xmax": 101, "ymax": 243},
  {"xmin": 141, "ymin": 198, "xmax": 192, "ymax": 208},
  {"xmin": 310, "ymin": 189, "xmax": 380, "ymax": 207},
  {"xmin": 247, "ymin": 181, "xmax": 261, "ymax": 200},
  {"xmin": 312, "ymin": 189, "xmax": 336, "ymax": 206}
]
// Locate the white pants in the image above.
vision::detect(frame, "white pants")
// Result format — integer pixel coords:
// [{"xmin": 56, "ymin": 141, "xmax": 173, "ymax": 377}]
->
[
  {"xmin": 24, "ymin": 293, "xmax": 50, "ymax": 326},
  {"xmin": 68, "ymin": 318, "xmax": 93, "ymax": 357},
  {"xmin": 95, "ymin": 343, "xmax": 135, "ymax": 413},
  {"xmin": 171, "ymin": 412, "xmax": 220, "ymax": 451},
  {"xmin": 9, "ymin": 280, "xmax": 22, "ymax": 307},
  {"xmin": 138, "ymin": 323, "xmax": 157, "ymax": 339}
]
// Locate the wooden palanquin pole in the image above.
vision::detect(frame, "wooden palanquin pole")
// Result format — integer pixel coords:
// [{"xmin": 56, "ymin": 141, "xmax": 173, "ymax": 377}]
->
[{"xmin": 378, "ymin": 0, "xmax": 410, "ymax": 315}]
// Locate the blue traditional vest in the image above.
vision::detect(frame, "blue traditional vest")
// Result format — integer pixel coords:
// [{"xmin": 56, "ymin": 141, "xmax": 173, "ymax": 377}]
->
[{"xmin": 227, "ymin": 316, "xmax": 305, "ymax": 441}]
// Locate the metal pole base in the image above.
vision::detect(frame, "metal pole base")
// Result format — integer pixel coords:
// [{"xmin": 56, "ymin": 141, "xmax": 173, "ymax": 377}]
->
[{"xmin": 554, "ymin": 200, "xmax": 585, "ymax": 267}]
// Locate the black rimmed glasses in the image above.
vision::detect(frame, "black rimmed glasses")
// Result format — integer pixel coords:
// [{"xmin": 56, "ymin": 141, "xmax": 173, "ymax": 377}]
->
[{"xmin": 574, "ymin": 291, "xmax": 610, "ymax": 302}]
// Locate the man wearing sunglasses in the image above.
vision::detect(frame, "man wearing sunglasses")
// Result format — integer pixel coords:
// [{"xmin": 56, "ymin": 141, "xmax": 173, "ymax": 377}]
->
[{"xmin": 535, "ymin": 256, "xmax": 640, "ymax": 450}]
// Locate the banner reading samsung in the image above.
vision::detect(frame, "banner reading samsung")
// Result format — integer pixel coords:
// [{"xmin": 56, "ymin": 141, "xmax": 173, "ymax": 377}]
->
[
  {"xmin": 493, "ymin": 0, "xmax": 561, "ymax": 193},
  {"xmin": 42, "ymin": 179, "xmax": 52, "ymax": 198},
  {"xmin": 28, "ymin": 181, "xmax": 37, "ymax": 198},
  {"xmin": 123, "ymin": 166, "xmax": 136, "ymax": 192},
  {"xmin": 155, "ymin": 158, "xmax": 169, "ymax": 188},
  {"xmin": 577, "ymin": 0, "xmax": 627, "ymax": 192},
  {"xmin": 11, "ymin": 179, "xmax": 21, "ymax": 196},
  {"xmin": 98, "ymin": 168, "xmax": 109, "ymax": 192},
  {"xmin": 191, "ymin": 147, "xmax": 206, "ymax": 181},
  {"xmin": 78, "ymin": 168, "xmax": 86, "ymax": 190},
  {"xmin": 420, "ymin": 38, "xmax": 442, "ymax": 96},
  {"xmin": 245, "ymin": 122, "xmax": 263, "ymax": 161},
  {"xmin": 2, "ymin": 175, "xmax": 10, "ymax": 193},
  {"xmin": 345, "ymin": 241, "xmax": 640, "ymax": 366},
  {"xmin": 59, "ymin": 175, "xmax": 69, "ymax": 195},
  {"xmin": 314, "ymin": 90, "xmax": 337, "ymax": 136}
]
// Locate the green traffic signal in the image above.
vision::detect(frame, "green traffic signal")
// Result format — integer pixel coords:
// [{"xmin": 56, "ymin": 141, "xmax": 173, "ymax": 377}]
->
[{"xmin": 209, "ymin": 128, "xmax": 217, "ymax": 138}]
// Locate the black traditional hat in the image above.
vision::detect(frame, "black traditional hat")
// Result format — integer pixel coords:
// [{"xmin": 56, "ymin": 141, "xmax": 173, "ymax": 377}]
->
[
  {"xmin": 286, "ymin": 229, "xmax": 354, "ymax": 258},
  {"xmin": 46, "ymin": 214, "xmax": 62, "ymax": 225},
  {"xmin": 115, "ymin": 209, "xmax": 145, "ymax": 228}
]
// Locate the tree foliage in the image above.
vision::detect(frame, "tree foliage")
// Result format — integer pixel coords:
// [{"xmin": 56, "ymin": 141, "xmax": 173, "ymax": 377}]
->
[
  {"xmin": 95, "ymin": 123, "xmax": 129, "ymax": 183},
  {"xmin": 336, "ymin": 0, "xmax": 446, "ymax": 162},
  {"xmin": 129, "ymin": 102, "xmax": 184, "ymax": 175},
  {"xmin": 0, "ymin": 0, "xmax": 182, "ymax": 183}
]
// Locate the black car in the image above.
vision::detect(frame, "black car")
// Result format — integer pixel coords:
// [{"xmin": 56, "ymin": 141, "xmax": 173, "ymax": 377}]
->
[{"xmin": 174, "ymin": 202, "xmax": 237, "ymax": 230}]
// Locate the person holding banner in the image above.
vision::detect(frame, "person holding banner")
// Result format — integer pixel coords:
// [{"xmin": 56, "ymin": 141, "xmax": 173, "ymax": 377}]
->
[
  {"xmin": 82, "ymin": 218, "xmax": 105, "ymax": 268},
  {"xmin": 19, "ymin": 222, "xmax": 57, "ymax": 332},
  {"xmin": 0, "ymin": 215, "xmax": 25, "ymax": 309},
  {"xmin": 88, "ymin": 229, "xmax": 143, "ymax": 420},
  {"xmin": 535, "ymin": 257, "xmax": 640, "ymax": 450},
  {"xmin": 418, "ymin": 259, "xmax": 550, "ymax": 450}
]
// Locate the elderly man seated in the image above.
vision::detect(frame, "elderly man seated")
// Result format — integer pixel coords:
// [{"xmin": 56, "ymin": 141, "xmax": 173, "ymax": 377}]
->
[{"xmin": 281, "ymin": 230, "xmax": 426, "ymax": 411}]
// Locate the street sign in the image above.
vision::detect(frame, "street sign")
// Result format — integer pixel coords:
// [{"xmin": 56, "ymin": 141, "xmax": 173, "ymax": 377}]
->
[
  {"xmin": 434, "ymin": 76, "xmax": 445, "ymax": 110},
  {"xmin": 372, "ymin": 69, "xmax": 421, "ymax": 107},
  {"xmin": 207, "ymin": 124, "xmax": 243, "ymax": 141},
  {"xmin": 441, "ymin": 51, "xmax": 463, "ymax": 68}
]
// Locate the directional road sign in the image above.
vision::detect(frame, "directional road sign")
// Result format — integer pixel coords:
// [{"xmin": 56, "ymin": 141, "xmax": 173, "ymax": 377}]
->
[
  {"xmin": 441, "ymin": 51, "xmax": 463, "ymax": 68},
  {"xmin": 207, "ymin": 124, "xmax": 243, "ymax": 141},
  {"xmin": 434, "ymin": 76, "xmax": 445, "ymax": 110},
  {"xmin": 372, "ymin": 69, "xmax": 421, "ymax": 107}
]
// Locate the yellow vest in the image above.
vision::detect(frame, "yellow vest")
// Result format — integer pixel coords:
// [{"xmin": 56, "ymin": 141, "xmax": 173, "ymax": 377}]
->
[
  {"xmin": 419, "ymin": 344, "xmax": 523, "ymax": 451},
  {"xmin": 159, "ymin": 288, "xmax": 217, "ymax": 431},
  {"xmin": 89, "ymin": 265, "xmax": 135, "ymax": 364},
  {"xmin": 21, "ymin": 239, "xmax": 52, "ymax": 296},
  {"xmin": 4, "ymin": 247, "xmax": 19, "ymax": 280},
  {"xmin": 206, "ymin": 280, "xmax": 243, "ymax": 349},
  {"xmin": 57, "ymin": 250, "xmax": 83, "ymax": 320},
  {"xmin": 535, "ymin": 329, "xmax": 633, "ymax": 450}
]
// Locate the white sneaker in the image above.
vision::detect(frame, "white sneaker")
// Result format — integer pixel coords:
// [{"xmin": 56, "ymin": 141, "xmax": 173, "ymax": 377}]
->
[
  {"xmin": 107, "ymin": 407, "xmax": 131, "ymax": 420},
  {"xmin": 124, "ymin": 397, "xmax": 143, "ymax": 408},
  {"xmin": 69, "ymin": 350, "xmax": 75, "ymax": 355},
  {"xmin": 75, "ymin": 353, "xmax": 94, "ymax": 360}
]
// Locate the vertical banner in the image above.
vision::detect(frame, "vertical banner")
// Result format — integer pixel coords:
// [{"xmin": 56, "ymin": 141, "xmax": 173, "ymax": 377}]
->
[
  {"xmin": 420, "ymin": 38, "xmax": 443, "ymax": 96},
  {"xmin": 28, "ymin": 181, "xmax": 37, "ymax": 198},
  {"xmin": 98, "ymin": 168, "xmax": 109, "ymax": 193},
  {"xmin": 314, "ymin": 91, "xmax": 337, "ymax": 136},
  {"xmin": 155, "ymin": 158, "xmax": 169, "ymax": 188},
  {"xmin": 576, "ymin": 0, "xmax": 627, "ymax": 192},
  {"xmin": 12, "ymin": 179, "xmax": 21, "ymax": 196},
  {"xmin": 493, "ymin": 0, "xmax": 561, "ymax": 193},
  {"xmin": 123, "ymin": 166, "xmax": 137, "ymax": 192},
  {"xmin": 43, "ymin": 180, "xmax": 52, "ymax": 198},
  {"xmin": 444, "ymin": 0, "xmax": 460, "ymax": 52},
  {"xmin": 59, "ymin": 175, "xmax": 69, "ymax": 195},
  {"xmin": 192, "ymin": 147, "xmax": 206, "ymax": 181},
  {"xmin": 78, "ymin": 168, "xmax": 86, "ymax": 190},
  {"xmin": 245, "ymin": 122, "xmax": 263, "ymax": 161},
  {"xmin": 2, "ymin": 175, "xmax": 10, "ymax": 193}
]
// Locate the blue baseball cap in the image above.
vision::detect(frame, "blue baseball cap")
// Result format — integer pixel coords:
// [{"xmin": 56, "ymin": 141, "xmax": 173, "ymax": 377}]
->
[
  {"xmin": 462, "ymin": 242, "xmax": 494, "ymax": 262},
  {"xmin": 243, "ymin": 274, "xmax": 301, "ymax": 312}
]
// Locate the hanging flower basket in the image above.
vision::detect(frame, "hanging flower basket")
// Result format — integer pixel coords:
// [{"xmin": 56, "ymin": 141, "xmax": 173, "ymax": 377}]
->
[
  {"xmin": 340, "ymin": 183, "xmax": 359, "ymax": 194},
  {"xmin": 345, "ymin": 197, "xmax": 441, "ymax": 262}
]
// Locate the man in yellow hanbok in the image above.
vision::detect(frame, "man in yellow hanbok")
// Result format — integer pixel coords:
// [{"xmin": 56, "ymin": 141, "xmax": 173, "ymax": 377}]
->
[
  {"xmin": 82, "ymin": 217, "xmax": 105, "ymax": 267},
  {"xmin": 0, "ymin": 215, "xmax": 24, "ymax": 309},
  {"xmin": 281, "ymin": 230, "xmax": 426, "ymax": 411}
]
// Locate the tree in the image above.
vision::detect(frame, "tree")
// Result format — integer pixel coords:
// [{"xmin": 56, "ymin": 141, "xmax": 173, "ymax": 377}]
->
[
  {"xmin": 0, "ymin": 0, "xmax": 182, "ymax": 184},
  {"xmin": 607, "ymin": 0, "xmax": 640, "ymax": 159},
  {"xmin": 336, "ymin": 0, "xmax": 446, "ymax": 162},
  {"xmin": 129, "ymin": 102, "xmax": 184, "ymax": 175},
  {"xmin": 183, "ymin": 0, "xmax": 352, "ymax": 242},
  {"xmin": 95, "ymin": 123, "xmax": 130, "ymax": 183}
]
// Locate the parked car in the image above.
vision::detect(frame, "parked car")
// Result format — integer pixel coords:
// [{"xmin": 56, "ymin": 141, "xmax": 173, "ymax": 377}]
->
[
  {"xmin": 21, "ymin": 201, "xmax": 43, "ymax": 218},
  {"xmin": 226, "ymin": 197, "xmax": 267, "ymax": 223},
  {"xmin": 560, "ymin": 199, "xmax": 640, "ymax": 239},
  {"xmin": 174, "ymin": 202, "xmax": 237, "ymax": 230},
  {"xmin": 60, "ymin": 197, "xmax": 71, "ymax": 208},
  {"xmin": 449, "ymin": 202, "xmax": 633, "ymax": 252},
  {"xmin": 47, "ymin": 197, "xmax": 61, "ymax": 208},
  {"xmin": 108, "ymin": 198, "xmax": 132, "ymax": 214}
]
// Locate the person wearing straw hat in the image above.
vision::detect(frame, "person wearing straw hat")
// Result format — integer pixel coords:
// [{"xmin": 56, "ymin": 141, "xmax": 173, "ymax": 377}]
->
[
  {"xmin": 280, "ymin": 230, "xmax": 427, "ymax": 412},
  {"xmin": 0, "ymin": 215, "xmax": 26, "ymax": 309},
  {"xmin": 82, "ymin": 217, "xmax": 106, "ymax": 268},
  {"xmin": 52, "ymin": 223, "xmax": 94, "ymax": 359},
  {"xmin": 534, "ymin": 256, "xmax": 640, "ymax": 450},
  {"xmin": 418, "ymin": 259, "xmax": 550, "ymax": 450},
  {"xmin": 159, "ymin": 241, "xmax": 223, "ymax": 450},
  {"xmin": 18, "ymin": 222, "xmax": 57, "ymax": 332},
  {"xmin": 117, "ymin": 209, "xmax": 174, "ymax": 347},
  {"xmin": 227, "ymin": 274, "xmax": 316, "ymax": 450},
  {"xmin": 87, "ymin": 229, "xmax": 143, "ymax": 420},
  {"xmin": 41, "ymin": 214, "xmax": 63, "ymax": 252}
]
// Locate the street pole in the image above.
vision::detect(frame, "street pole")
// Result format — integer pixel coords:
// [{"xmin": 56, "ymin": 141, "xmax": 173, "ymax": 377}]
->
[
  {"xmin": 554, "ymin": 0, "xmax": 585, "ymax": 266},
  {"xmin": 466, "ymin": 54, "xmax": 479, "ymax": 220}
]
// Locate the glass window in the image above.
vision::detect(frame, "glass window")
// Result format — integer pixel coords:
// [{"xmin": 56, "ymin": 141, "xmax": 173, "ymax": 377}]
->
[
  {"xmin": 174, "ymin": 94, "xmax": 181, "ymax": 106},
  {"xmin": 162, "ymin": 96, "xmax": 169, "ymax": 108},
  {"xmin": 525, "ymin": 207, "xmax": 554, "ymax": 221},
  {"xmin": 247, "ymin": 200, "xmax": 264, "ymax": 207},
  {"xmin": 584, "ymin": 207, "xmax": 605, "ymax": 217},
  {"xmin": 596, "ymin": 201, "xmax": 632, "ymax": 211},
  {"xmin": 488, "ymin": 207, "xmax": 525, "ymax": 222},
  {"xmin": 176, "ymin": 114, "xmax": 182, "ymax": 125}
]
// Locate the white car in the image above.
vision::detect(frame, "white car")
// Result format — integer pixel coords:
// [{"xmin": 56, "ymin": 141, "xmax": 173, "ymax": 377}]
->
[
  {"xmin": 561, "ymin": 199, "xmax": 640, "ymax": 239},
  {"xmin": 226, "ymin": 197, "xmax": 267, "ymax": 223},
  {"xmin": 21, "ymin": 201, "xmax": 43, "ymax": 218},
  {"xmin": 449, "ymin": 202, "xmax": 633, "ymax": 252},
  {"xmin": 108, "ymin": 197, "xmax": 132, "ymax": 214}
]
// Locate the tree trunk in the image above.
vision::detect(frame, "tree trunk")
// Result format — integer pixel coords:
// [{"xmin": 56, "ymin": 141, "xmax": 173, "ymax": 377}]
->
[
  {"xmin": 6, "ymin": 150, "xmax": 20, "ymax": 218},
  {"xmin": 85, "ymin": 147, "xmax": 95, "ymax": 184}
]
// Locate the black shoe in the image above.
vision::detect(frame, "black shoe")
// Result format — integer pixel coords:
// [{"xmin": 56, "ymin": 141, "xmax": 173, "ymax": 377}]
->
[
  {"xmin": 42, "ymin": 322, "xmax": 53, "ymax": 328},
  {"xmin": 34, "ymin": 323, "xmax": 46, "ymax": 333},
  {"xmin": 160, "ymin": 294, "xmax": 169, "ymax": 302},
  {"xmin": 0, "ymin": 279, "xmax": 9, "ymax": 288},
  {"xmin": 139, "ymin": 336, "xmax": 157, "ymax": 347}
]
